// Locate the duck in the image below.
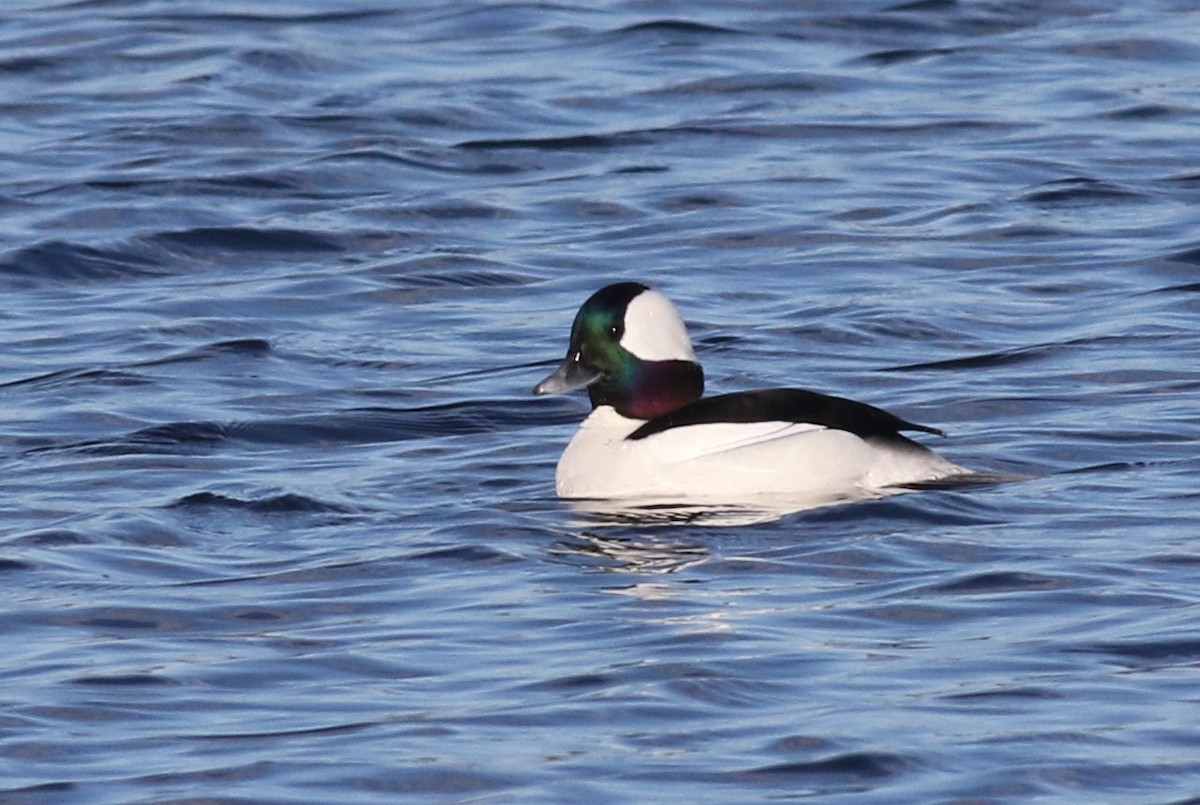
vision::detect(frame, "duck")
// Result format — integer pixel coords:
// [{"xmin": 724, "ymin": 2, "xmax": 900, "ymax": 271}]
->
[{"xmin": 532, "ymin": 282, "xmax": 973, "ymax": 506}]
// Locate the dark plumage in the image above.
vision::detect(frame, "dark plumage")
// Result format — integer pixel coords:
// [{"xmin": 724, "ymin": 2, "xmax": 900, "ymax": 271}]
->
[{"xmin": 627, "ymin": 388, "xmax": 944, "ymax": 445}]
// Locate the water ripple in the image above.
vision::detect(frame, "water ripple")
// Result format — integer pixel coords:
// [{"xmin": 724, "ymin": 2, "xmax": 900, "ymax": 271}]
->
[{"xmin": 3, "ymin": 0, "xmax": 1200, "ymax": 801}]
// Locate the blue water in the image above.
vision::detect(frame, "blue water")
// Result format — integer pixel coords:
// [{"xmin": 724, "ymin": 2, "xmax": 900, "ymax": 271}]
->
[{"xmin": 3, "ymin": 1, "xmax": 1200, "ymax": 801}]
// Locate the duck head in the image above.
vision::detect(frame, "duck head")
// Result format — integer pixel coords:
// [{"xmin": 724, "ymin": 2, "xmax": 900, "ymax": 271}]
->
[{"xmin": 533, "ymin": 282, "xmax": 704, "ymax": 420}]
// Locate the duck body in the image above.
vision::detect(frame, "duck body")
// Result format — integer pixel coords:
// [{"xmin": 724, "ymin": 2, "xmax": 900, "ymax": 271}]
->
[
  {"xmin": 534, "ymin": 282, "xmax": 968, "ymax": 504},
  {"xmin": 555, "ymin": 389, "xmax": 965, "ymax": 500}
]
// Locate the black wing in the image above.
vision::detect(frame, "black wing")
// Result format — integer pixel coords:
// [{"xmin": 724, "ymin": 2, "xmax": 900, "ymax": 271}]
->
[{"xmin": 626, "ymin": 388, "xmax": 944, "ymax": 443}]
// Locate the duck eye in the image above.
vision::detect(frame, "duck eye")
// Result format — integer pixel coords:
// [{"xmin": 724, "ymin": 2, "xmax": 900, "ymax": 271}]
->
[{"xmin": 609, "ymin": 323, "xmax": 623, "ymax": 339}]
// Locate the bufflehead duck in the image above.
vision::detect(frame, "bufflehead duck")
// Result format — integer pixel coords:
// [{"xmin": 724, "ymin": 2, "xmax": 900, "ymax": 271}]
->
[{"xmin": 533, "ymin": 282, "xmax": 970, "ymax": 504}]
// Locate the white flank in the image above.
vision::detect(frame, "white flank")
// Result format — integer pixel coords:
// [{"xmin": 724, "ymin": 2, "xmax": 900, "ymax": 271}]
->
[
  {"xmin": 660, "ymin": 421, "xmax": 826, "ymax": 463},
  {"xmin": 554, "ymin": 407, "xmax": 970, "ymax": 501}
]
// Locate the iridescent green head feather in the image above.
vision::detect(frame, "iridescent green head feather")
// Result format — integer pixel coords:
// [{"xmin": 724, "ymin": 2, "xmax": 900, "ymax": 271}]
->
[{"xmin": 534, "ymin": 282, "xmax": 703, "ymax": 420}]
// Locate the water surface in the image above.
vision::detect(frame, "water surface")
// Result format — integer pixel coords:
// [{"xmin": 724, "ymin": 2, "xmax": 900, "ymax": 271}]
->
[{"xmin": 4, "ymin": 1, "xmax": 1200, "ymax": 802}]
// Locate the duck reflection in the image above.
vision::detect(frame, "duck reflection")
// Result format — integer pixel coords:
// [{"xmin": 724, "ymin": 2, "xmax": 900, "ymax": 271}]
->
[
  {"xmin": 552, "ymin": 529, "xmax": 710, "ymax": 574},
  {"xmin": 562, "ymin": 491, "xmax": 862, "ymax": 528},
  {"xmin": 547, "ymin": 495, "xmax": 850, "ymax": 574}
]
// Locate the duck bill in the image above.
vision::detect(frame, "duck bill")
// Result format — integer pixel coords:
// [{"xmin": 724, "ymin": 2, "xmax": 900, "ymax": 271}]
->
[{"xmin": 533, "ymin": 354, "xmax": 601, "ymax": 395}]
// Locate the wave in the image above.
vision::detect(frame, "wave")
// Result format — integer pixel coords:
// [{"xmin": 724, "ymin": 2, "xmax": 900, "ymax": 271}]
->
[{"xmin": 25, "ymin": 398, "xmax": 567, "ymax": 457}]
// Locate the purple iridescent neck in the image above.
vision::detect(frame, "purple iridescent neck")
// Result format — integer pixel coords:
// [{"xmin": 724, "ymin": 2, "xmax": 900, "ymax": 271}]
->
[{"xmin": 588, "ymin": 359, "xmax": 704, "ymax": 421}]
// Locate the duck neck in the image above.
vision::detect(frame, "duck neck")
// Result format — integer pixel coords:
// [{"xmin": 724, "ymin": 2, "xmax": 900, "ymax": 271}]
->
[{"xmin": 589, "ymin": 359, "xmax": 704, "ymax": 421}]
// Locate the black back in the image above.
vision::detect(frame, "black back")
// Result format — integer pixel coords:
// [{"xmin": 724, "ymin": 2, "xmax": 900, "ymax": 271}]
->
[{"xmin": 626, "ymin": 388, "xmax": 944, "ymax": 445}]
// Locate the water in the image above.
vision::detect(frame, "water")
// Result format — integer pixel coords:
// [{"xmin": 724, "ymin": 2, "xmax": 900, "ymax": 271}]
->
[{"xmin": 3, "ymin": 0, "xmax": 1200, "ymax": 801}]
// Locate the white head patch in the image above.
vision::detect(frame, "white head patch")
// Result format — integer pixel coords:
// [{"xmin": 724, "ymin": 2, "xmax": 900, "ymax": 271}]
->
[{"xmin": 620, "ymin": 289, "xmax": 697, "ymax": 362}]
